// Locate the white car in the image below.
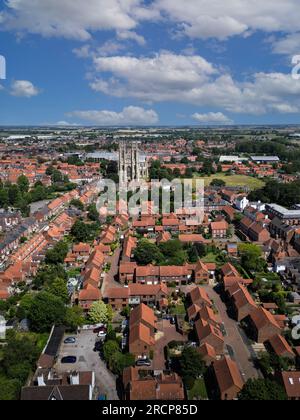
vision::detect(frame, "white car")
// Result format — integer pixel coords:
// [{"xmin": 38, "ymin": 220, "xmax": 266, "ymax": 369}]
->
[{"xmin": 97, "ymin": 331, "xmax": 107, "ymax": 339}]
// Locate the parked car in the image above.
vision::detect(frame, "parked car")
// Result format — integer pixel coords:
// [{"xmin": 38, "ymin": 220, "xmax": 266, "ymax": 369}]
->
[
  {"xmin": 61, "ymin": 356, "xmax": 77, "ymax": 364},
  {"xmin": 136, "ymin": 359, "xmax": 151, "ymax": 367},
  {"xmin": 97, "ymin": 331, "xmax": 107, "ymax": 339},
  {"xmin": 64, "ymin": 337, "xmax": 76, "ymax": 344},
  {"xmin": 94, "ymin": 341, "xmax": 103, "ymax": 352}
]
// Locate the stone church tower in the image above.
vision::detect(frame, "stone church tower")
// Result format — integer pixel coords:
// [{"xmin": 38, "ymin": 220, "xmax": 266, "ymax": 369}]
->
[{"xmin": 118, "ymin": 141, "xmax": 148, "ymax": 186}]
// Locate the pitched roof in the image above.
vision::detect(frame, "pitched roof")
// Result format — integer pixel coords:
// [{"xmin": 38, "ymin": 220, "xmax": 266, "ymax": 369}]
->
[
  {"xmin": 280, "ymin": 372, "xmax": 300, "ymax": 398},
  {"xmin": 228, "ymin": 283, "xmax": 257, "ymax": 310},
  {"xmin": 250, "ymin": 307, "xmax": 281, "ymax": 331},
  {"xmin": 130, "ymin": 304, "xmax": 157, "ymax": 329},
  {"xmin": 213, "ymin": 357, "xmax": 244, "ymax": 397},
  {"xmin": 129, "ymin": 323, "xmax": 155, "ymax": 347},
  {"xmin": 268, "ymin": 334, "xmax": 295, "ymax": 358},
  {"xmin": 189, "ymin": 287, "xmax": 212, "ymax": 307}
]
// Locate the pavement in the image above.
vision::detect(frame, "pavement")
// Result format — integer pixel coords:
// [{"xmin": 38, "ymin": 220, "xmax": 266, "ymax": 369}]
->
[
  {"xmin": 203, "ymin": 285, "xmax": 261, "ymax": 382},
  {"xmin": 55, "ymin": 330, "xmax": 119, "ymax": 400},
  {"xmin": 153, "ymin": 320, "xmax": 188, "ymax": 371}
]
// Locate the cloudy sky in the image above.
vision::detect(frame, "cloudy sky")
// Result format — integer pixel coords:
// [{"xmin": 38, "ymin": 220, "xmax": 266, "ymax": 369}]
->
[{"xmin": 1, "ymin": 0, "xmax": 300, "ymax": 126}]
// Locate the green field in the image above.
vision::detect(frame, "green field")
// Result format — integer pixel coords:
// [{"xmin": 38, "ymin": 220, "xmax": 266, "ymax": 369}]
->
[{"xmin": 196, "ymin": 174, "xmax": 265, "ymax": 191}]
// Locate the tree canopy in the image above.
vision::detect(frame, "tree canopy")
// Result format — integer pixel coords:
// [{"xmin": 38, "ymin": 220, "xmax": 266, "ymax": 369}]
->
[{"xmin": 238, "ymin": 378, "xmax": 287, "ymax": 401}]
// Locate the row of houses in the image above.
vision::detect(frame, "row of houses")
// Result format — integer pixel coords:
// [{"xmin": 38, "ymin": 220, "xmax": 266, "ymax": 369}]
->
[
  {"xmin": 119, "ymin": 260, "xmax": 216, "ymax": 286},
  {"xmin": 186, "ymin": 286, "xmax": 245, "ymax": 400}
]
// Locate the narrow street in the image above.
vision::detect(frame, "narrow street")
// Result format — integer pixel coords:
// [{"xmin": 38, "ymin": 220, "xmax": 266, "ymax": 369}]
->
[
  {"xmin": 102, "ymin": 247, "xmax": 121, "ymax": 298},
  {"xmin": 203, "ymin": 285, "xmax": 261, "ymax": 382}
]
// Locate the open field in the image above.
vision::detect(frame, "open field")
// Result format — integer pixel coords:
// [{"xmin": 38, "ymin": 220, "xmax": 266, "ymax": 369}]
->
[{"xmin": 195, "ymin": 174, "xmax": 265, "ymax": 191}]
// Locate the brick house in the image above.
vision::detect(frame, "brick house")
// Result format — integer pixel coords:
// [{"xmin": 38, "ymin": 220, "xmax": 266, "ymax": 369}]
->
[
  {"xmin": 194, "ymin": 261, "xmax": 216, "ymax": 284},
  {"xmin": 123, "ymin": 368, "xmax": 185, "ymax": 401},
  {"xmin": 211, "ymin": 220, "xmax": 229, "ymax": 239},
  {"xmin": 106, "ymin": 284, "xmax": 169, "ymax": 311},
  {"xmin": 129, "ymin": 304, "xmax": 157, "ymax": 360},
  {"xmin": 213, "ymin": 357, "xmax": 244, "ymax": 400},
  {"xmin": 248, "ymin": 307, "xmax": 282, "ymax": 343},
  {"xmin": 227, "ymin": 283, "xmax": 257, "ymax": 322}
]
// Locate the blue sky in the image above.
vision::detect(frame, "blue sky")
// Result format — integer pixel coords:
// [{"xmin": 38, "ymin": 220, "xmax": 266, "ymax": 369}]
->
[{"xmin": 1, "ymin": 0, "xmax": 300, "ymax": 126}]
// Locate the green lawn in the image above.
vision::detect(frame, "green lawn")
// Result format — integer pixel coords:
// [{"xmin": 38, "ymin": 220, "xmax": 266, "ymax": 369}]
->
[
  {"xmin": 169, "ymin": 304, "xmax": 186, "ymax": 316},
  {"xmin": 201, "ymin": 253, "xmax": 218, "ymax": 264},
  {"xmin": 196, "ymin": 174, "xmax": 265, "ymax": 191},
  {"xmin": 188, "ymin": 379, "xmax": 208, "ymax": 400}
]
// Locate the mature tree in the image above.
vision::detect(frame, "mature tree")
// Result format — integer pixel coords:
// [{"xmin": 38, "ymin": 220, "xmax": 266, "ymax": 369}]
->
[
  {"xmin": 103, "ymin": 340, "xmax": 120, "ymax": 363},
  {"xmin": 1, "ymin": 333, "xmax": 40, "ymax": 388},
  {"xmin": 179, "ymin": 347, "xmax": 206, "ymax": 385},
  {"xmin": 17, "ymin": 175, "xmax": 30, "ymax": 194},
  {"xmin": 71, "ymin": 220, "xmax": 99, "ymax": 243},
  {"xmin": 33, "ymin": 264, "xmax": 67, "ymax": 289},
  {"xmin": 0, "ymin": 376, "xmax": 20, "ymax": 400},
  {"xmin": 70, "ymin": 199, "xmax": 84, "ymax": 211},
  {"xmin": 45, "ymin": 241, "xmax": 69, "ymax": 265},
  {"xmin": 0, "ymin": 188, "xmax": 9, "ymax": 208},
  {"xmin": 64, "ymin": 306, "xmax": 85, "ymax": 330},
  {"xmin": 238, "ymin": 243, "xmax": 266, "ymax": 272},
  {"xmin": 87, "ymin": 204, "xmax": 99, "ymax": 222},
  {"xmin": 110, "ymin": 352, "xmax": 135, "ymax": 376},
  {"xmin": 89, "ymin": 301, "xmax": 112, "ymax": 325},
  {"xmin": 238, "ymin": 379, "xmax": 287, "ymax": 401},
  {"xmin": 210, "ymin": 179, "xmax": 226, "ymax": 188},
  {"xmin": 159, "ymin": 240, "xmax": 187, "ymax": 265},
  {"xmin": 8, "ymin": 184, "xmax": 21, "ymax": 206},
  {"xmin": 28, "ymin": 292, "xmax": 66, "ymax": 332},
  {"xmin": 134, "ymin": 239, "xmax": 163, "ymax": 266},
  {"xmin": 46, "ymin": 278, "xmax": 69, "ymax": 304}
]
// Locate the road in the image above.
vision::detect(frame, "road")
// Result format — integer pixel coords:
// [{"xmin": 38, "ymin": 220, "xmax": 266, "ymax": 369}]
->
[{"xmin": 203, "ymin": 285, "xmax": 261, "ymax": 382}]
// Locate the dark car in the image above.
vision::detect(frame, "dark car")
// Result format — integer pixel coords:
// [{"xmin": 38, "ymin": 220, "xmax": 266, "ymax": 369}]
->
[
  {"xmin": 61, "ymin": 356, "xmax": 77, "ymax": 364},
  {"xmin": 94, "ymin": 341, "xmax": 103, "ymax": 352},
  {"xmin": 136, "ymin": 359, "xmax": 151, "ymax": 367},
  {"xmin": 170, "ymin": 317, "xmax": 176, "ymax": 325},
  {"xmin": 64, "ymin": 337, "xmax": 76, "ymax": 344}
]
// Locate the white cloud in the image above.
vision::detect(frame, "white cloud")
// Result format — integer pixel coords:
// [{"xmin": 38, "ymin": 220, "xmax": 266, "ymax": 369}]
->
[
  {"xmin": 272, "ymin": 33, "xmax": 300, "ymax": 55},
  {"xmin": 154, "ymin": 0, "xmax": 300, "ymax": 40},
  {"xmin": 55, "ymin": 121, "xmax": 80, "ymax": 126},
  {"xmin": 117, "ymin": 30, "xmax": 146, "ymax": 45},
  {"xmin": 0, "ymin": 0, "xmax": 157, "ymax": 40},
  {"xmin": 192, "ymin": 112, "xmax": 233, "ymax": 124},
  {"xmin": 68, "ymin": 106, "xmax": 159, "ymax": 125},
  {"xmin": 89, "ymin": 51, "xmax": 300, "ymax": 115},
  {"xmin": 10, "ymin": 80, "xmax": 40, "ymax": 97}
]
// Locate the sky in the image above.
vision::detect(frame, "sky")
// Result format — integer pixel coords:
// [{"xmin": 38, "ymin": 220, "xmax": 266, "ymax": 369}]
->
[{"xmin": 1, "ymin": 0, "xmax": 300, "ymax": 126}]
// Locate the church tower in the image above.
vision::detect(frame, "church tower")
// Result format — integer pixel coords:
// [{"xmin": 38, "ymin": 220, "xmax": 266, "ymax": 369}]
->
[{"xmin": 119, "ymin": 141, "xmax": 147, "ymax": 186}]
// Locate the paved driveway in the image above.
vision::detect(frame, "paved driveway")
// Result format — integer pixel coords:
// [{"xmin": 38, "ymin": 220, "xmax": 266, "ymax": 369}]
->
[
  {"xmin": 102, "ymin": 247, "xmax": 121, "ymax": 297},
  {"xmin": 153, "ymin": 320, "xmax": 188, "ymax": 371},
  {"xmin": 203, "ymin": 285, "xmax": 261, "ymax": 382},
  {"xmin": 55, "ymin": 330, "xmax": 119, "ymax": 400}
]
